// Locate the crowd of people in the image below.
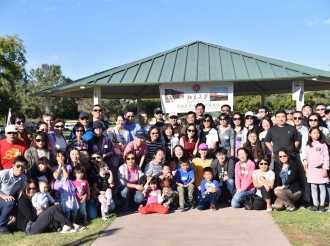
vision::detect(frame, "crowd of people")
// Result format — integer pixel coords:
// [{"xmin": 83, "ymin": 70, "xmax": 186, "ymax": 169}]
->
[{"xmin": 0, "ymin": 102, "xmax": 329, "ymax": 236}]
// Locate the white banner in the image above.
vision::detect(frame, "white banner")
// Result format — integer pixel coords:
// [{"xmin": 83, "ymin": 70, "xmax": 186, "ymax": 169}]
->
[{"xmin": 159, "ymin": 82, "xmax": 233, "ymax": 113}]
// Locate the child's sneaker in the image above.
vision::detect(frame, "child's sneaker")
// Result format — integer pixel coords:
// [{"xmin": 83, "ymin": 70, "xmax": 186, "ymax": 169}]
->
[
  {"xmin": 179, "ymin": 204, "xmax": 185, "ymax": 212},
  {"xmin": 309, "ymin": 205, "xmax": 319, "ymax": 212},
  {"xmin": 102, "ymin": 215, "xmax": 109, "ymax": 221},
  {"xmin": 187, "ymin": 200, "xmax": 195, "ymax": 209},
  {"xmin": 319, "ymin": 206, "xmax": 325, "ymax": 212}
]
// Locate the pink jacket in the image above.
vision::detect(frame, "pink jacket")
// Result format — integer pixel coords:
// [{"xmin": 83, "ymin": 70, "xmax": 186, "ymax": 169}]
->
[
  {"xmin": 235, "ymin": 159, "xmax": 256, "ymax": 191},
  {"xmin": 306, "ymin": 141, "xmax": 329, "ymax": 169}
]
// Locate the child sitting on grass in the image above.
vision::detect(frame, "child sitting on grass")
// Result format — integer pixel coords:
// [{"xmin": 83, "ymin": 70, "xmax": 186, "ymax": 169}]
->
[
  {"xmin": 174, "ymin": 156, "xmax": 195, "ymax": 211},
  {"xmin": 197, "ymin": 167, "xmax": 221, "ymax": 211},
  {"xmin": 138, "ymin": 177, "xmax": 168, "ymax": 215},
  {"xmin": 157, "ymin": 163, "xmax": 179, "ymax": 209}
]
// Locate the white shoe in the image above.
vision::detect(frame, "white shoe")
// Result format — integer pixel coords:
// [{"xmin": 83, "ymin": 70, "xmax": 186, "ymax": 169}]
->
[
  {"xmin": 266, "ymin": 208, "xmax": 273, "ymax": 212},
  {"xmin": 102, "ymin": 215, "xmax": 109, "ymax": 221}
]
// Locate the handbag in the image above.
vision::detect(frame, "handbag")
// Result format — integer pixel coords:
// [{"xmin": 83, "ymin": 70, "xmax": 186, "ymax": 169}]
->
[
  {"xmin": 112, "ymin": 131, "xmax": 124, "ymax": 156},
  {"xmin": 244, "ymin": 194, "xmax": 266, "ymax": 210}
]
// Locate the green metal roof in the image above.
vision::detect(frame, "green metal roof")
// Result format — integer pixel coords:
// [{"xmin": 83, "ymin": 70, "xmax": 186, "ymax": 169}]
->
[{"xmin": 34, "ymin": 40, "xmax": 330, "ymax": 97}]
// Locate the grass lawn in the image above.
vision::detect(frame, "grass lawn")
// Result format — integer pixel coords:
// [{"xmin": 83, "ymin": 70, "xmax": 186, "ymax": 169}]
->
[
  {"xmin": 271, "ymin": 209, "xmax": 330, "ymax": 246},
  {"xmin": 0, "ymin": 214, "xmax": 116, "ymax": 246}
]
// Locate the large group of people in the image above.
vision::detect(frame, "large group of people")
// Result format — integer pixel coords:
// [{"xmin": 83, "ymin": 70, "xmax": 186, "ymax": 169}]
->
[{"xmin": 0, "ymin": 102, "xmax": 330, "ymax": 236}]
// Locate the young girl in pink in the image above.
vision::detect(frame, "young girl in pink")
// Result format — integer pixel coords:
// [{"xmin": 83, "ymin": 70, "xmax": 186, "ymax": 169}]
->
[
  {"xmin": 305, "ymin": 127, "xmax": 329, "ymax": 212},
  {"xmin": 138, "ymin": 177, "xmax": 168, "ymax": 215},
  {"xmin": 72, "ymin": 166, "xmax": 90, "ymax": 224}
]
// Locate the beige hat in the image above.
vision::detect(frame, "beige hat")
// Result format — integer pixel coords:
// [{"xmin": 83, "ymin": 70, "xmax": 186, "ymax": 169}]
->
[{"xmin": 5, "ymin": 125, "xmax": 18, "ymax": 133}]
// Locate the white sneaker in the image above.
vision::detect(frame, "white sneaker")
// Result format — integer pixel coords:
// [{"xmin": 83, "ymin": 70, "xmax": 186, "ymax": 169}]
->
[
  {"xmin": 102, "ymin": 215, "xmax": 109, "ymax": 221},
  {"xmin": 266, "ymin": 208, "xmax": 273, "ymax": 212}
]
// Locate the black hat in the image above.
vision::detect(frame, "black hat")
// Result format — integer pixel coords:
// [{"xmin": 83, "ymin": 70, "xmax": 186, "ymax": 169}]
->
[
  {"xmin": 154, "ymin": 107, "xmax": 163, "ymax": 114},
  {"xmin": 79, "ymin": 112, "xmax": 89, "ymax": 119},
  {"xmin": 92, "ymin": 121, "xmax": 105, "ymax": 129}
]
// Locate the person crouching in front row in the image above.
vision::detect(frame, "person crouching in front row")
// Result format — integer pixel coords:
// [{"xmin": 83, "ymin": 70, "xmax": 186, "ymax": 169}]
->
[
  {"xmin": 138, "ymin": 177, "xmax": 168, "ymax": 215},
  {"xmin": 197, "ymin": 167, "xmax": 221, "ymax": 211}
]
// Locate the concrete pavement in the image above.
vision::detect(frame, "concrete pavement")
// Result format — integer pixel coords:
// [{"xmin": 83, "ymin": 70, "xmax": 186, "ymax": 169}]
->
[{"xmin": 92, "ymin": 206, "xmax": 290, "ymax": 246}]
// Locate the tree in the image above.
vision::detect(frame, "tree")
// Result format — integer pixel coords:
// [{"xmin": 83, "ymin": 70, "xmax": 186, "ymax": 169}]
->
[
  {"xmin": 16, "ymin": 64, "xmax": 78, "ymax": 120},
  {"xmin": 0, "ymin": 35, "xmax": 27, "ymax": 91}
]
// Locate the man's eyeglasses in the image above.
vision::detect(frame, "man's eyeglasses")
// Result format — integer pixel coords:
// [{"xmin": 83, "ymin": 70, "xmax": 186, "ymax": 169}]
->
[
  {"xmin": 7, "ymin": 132, "xmax": 18, "ymax": 135},
  {"xmin": 169, "ymin": 116, "xmax": 178, "ymax": 120},
  {"xmin": 293, "ymin": 117, "xmax": 302, "ymax": 120},
  {"xmin": 15, "ymin": 164, "xmax": 26, "ymax": 169},
  {"xmin": 80, "ymin": 117, "xmax": 89, "ymax": 121},
  {"xmin": 93, "ymin": 109, "xmax": 102, "ymax": 112},
  {"xmin": 16, "ymin": 120, "xmax": 25, "ymax": 125},
  {"xmin": 91, "ymin": 156, "xmax": 101, "ymax": 160},
  {"xmin": 126, "ymin": 115, "xmax": 134, "ymax": 118}
]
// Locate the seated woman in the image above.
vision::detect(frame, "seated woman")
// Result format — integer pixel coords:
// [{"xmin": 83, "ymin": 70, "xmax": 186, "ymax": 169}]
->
[
  {"xmin": 252, "ymin": 157, "xmax": 275, "ymax": 211},
  {"xmin": 118, "ymin": 151, "xmax": 145, "ymax": 214},
  {"xmin": 210, "ymin": 147, "xmax": 235, "ymax": 202},
  {"xmin": 17, "ymin": 179, "xmax": 86, "ymax": 235},
  {"xmin": 231, "ymin": 147, "xmax": 256, "ymax": 208},
  {"xmin": 273, "ymin": 148, "xmax": 302, "ymax": 212}
]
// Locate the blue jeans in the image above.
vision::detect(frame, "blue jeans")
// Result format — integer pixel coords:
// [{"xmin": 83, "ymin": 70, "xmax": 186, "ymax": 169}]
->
[
  {"xmin": 194, "ymin": 189, "xmax": 202, "ymax": 204},
  {"xmin": 231, "ymin": 190, "xmax": 255, "ymax": 208},
  {"xmin": 220, "ymin": 178, "xmax": 235, "ymax": 199},
  {"xmin": 0, "ymin": 198, "xmax": 15, "ymax": 231},
  {"xmin": 326, "ymin": 183, "xmax": 330, "ymax": 204},
  {"xmin": 120, "ymin": 186, "xmax": 144, "ymax": 210},
  {"xmin": 72, "ymin": 201, "xmax": 87, "ymax": 216},
  {"xmin": 86, "ymin": 197, "xmax": 98, "ymax": 220},
  {"xmin": 197, "ymin": 193, "xmax": 218, "ymax": 210}
]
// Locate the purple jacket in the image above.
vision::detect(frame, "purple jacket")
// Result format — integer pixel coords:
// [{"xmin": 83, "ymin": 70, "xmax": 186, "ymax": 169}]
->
[{"xmin": 88, "ymin": 136, "xmax": 114, "ymax": 165}]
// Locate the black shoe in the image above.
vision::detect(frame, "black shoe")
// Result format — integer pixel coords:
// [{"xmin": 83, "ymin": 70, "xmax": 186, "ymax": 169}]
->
[
  {"xmin": 309, "ymin": 205, "xmax": 319, "ymax": 212},
  {"xmin": 0, "ymin": 229, "xmax": 12, "ymax": 235},
  {"xmin": 319, "ymin": 206, "xmax": 325, "ymax": 213}
]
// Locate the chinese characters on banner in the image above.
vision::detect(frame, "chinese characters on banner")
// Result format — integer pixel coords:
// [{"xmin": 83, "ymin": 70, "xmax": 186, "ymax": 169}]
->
[{"xmin": 159, "ymin": 82, "xmax": 233, "ymax": 113}]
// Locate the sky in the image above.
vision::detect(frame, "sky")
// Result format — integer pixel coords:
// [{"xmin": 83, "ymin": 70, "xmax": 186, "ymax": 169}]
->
[{"xmin": 1, "ymin": 0, "xmax": 330, "ymax": 81}]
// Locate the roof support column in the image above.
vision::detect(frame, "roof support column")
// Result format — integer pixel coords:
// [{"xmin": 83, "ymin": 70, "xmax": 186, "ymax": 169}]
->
[
  {"xmin": 292, "ymin": 81, "xmax": 304, "ymax": 111},
  {"xmin": 137, "ymin": 97, "xmax": 142, "ymax": 115},
  {"xmin": 45, "ymin": 96, "xmax": 51, "ymax": 114},
  {"xmin": 93, "ymin": 86, "xmax": 102, "ymax": 105},
  {"xmin": 261, "ymin": 94, "xmax": 266, "ymax": 106}
]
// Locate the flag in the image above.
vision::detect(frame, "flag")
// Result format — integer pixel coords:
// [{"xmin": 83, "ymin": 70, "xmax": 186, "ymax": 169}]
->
[{"xmin": 6, "ymin": 108, "xmax": 11, "ymax": 126}]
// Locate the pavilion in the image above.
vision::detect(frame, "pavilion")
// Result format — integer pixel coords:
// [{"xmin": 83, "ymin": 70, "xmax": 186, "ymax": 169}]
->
[{"xmin": 33, "ymin": 41, "xmax": 330, "ymax": 113}]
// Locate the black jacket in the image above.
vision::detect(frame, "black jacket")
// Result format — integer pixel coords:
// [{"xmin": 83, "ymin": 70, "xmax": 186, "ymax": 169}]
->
[
  {"xmin": 275, "ymin": 159, "xmax": 301, "ymax": 194},
  {"xmin": 210, "ymin": 157, "xmax": 235, "ymax": 182},
  {"xmin": 17, "ymin": 195, "xmax": 38, "ymax": 232}
]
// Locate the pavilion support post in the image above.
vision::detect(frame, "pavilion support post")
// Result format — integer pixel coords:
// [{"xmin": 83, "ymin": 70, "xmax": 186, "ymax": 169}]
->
[
  {"xmin": 261, "ymin": 94, "xmax": 266, "ymax": 106},
  {"xmin": 292, "ymin": 81, "xmax": 304, "ymax": 111},
  {"xmin": 45, "ymin": 96, "xmax": 51, "ymax": 113},
  {"xmin": 137, "ymin": 97, "xmax": 142, "ymax": 115},
  {"xmin": 93, "ymin": 86, "xmax": 102, "ymax": 105}
]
